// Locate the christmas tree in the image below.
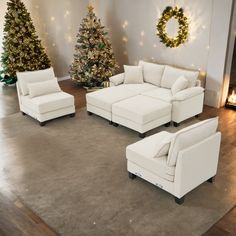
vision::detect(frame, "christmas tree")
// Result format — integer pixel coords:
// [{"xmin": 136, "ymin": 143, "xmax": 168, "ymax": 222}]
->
[
  {"xmin": 0, "ymin": 0, "xmax": 51, "ymax": 85},
  {"xmin": 70, "ymin": 5, "xmax": 119, "ymax": 88}
]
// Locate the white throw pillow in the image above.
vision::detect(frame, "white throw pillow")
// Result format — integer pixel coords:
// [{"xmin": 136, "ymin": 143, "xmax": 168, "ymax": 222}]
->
[
  {"xmin": 154, "ymin": 132, "xmax": 173, "ymax": 158},
  {"xmin": 124, "ymin": 65, "xmax": 144, "ymax": 84},
  {"xmin": 17, "ymin": 68, "xmax": 55, "ymax": 95},
  {"xmin": 161, "ymin": 65, "xmax": 199, "ymax": 89},
  {"xmin": 138, "ymin": 60, "xmax": 165, "ymax": 86},
  {"xmin": 167, "ymin": 117, "xmax": 219, "ymax": 166},
  {"xmin": 28, "ymin": 78, "xmax": 61, "ymax": 98},
  {"xmin": 171, "ymin": 76, "xmax": 188, "ymax": 95}
]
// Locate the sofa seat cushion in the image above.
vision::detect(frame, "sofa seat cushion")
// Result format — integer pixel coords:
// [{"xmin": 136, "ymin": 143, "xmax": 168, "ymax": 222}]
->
[
  {"xmin": 141, "ymin": 88, "xmax": 173, "ymax": 103},
  {"xmin": 86, "ymin": 86, "xmax": 139, "ymax": 112},
  {"xmin": 126, "ymin": 135, "xmax": 175, "ymax": 181},
  {"xmin": 21, "ymin": 92, "xmax": 74, "ymax": 114},
  {"xmin": 112, "ymin": 95, "xmax": 171, "ymax": 124},
  {"xmin": 119, "ymin": 83, "xmax": 157, "ymax": 93}
]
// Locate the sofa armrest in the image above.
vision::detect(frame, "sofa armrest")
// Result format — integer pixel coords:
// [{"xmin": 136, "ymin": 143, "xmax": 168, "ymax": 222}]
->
[
  {"xmin": 196, "ymin": 79, "xmax": 201, "ymax": 87},
  {"xmin": 109, "ymin": 73, "xmax": 124, "ymax": 86},
  {"xmin": 172, "ymin": 87, "xmax": 204, "ymax": 101}
]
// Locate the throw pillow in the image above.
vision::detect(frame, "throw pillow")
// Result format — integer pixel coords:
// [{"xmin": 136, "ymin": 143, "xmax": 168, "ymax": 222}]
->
[
  {"xmin": 124, "ymin": 65, "xmax": 144, "ymax": 84},
  {"xmin": 171, "ymin": 76, "xmax": 188, "ymax": 95},
  {"xmin": 28, "ymin": 78, "xmax": 61, "ymax": 98},
  {"xmin": 138, "ymin": 60, "xmax": 165, "ymax": 86}
]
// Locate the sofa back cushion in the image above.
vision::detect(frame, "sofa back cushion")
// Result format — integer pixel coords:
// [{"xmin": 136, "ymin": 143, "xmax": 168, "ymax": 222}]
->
[
  {"xmin": 17, "ymin": 68, "xmax": 55, "ymax": 96},
  {"xmin": 161, "ymin": 65, "xmax": 199, "ymax": 89},
  {"xmin": 167, "ymin": 117, "xmax": 219, "ymax": 166},
  {"xmin": 138, "ymin": 61, "xmax": 165, "ymax": 86}
]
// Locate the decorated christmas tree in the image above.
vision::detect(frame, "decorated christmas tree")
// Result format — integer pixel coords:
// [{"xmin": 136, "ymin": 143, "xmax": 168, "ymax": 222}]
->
[
  {"xmin": 70, "ymin": 5, "xmax": 119, "ymax": 88},
  {"xmin": 0, "ymin": 0, "xmax": 51, "ymax": 85}
]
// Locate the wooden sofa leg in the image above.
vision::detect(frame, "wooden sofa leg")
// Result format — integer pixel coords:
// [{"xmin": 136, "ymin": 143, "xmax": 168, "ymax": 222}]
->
[
  {"xmin": 87, "ymin": 111, "xmax": 93, "ymax": 116},
  {"xmin": 69, "ymin": 113, "xmax": 76, "ymax": 118},
  {"xmin": 21, "ymin": 112, "xmax": 26, "ymax": 116},
  {"xmin": 113, "ymin": 123, "xmax": 119, "ymax": 127},
  {"xmin": 164, "ymin": 122, "xmax": 171, "ymax": 127},
  {"xmin": 139, "ymin": 133, "xmax": 146, "ymax": 138},
  {"xmin": 173, "ymin": 122, "xmax": 179, "ymax": 127},
  {"xmin": 207, "ymin": 176, "xmax": 215, "ymax": 183},
  {"xmin": 128, "ymin": 172, "xmax": 136, "ymax": 179},
  {"xmin": 175, "ymin": 196, "xmax": 185, "ymax": 205},
  {"xmin": 39, "ymin": 121, "xmax": 46, "ymax": 127},
  {"xmin": 195, "ymin": 114, "xmax": 200, "ymax": 118},
  {"xmin": 109, "ymin": 121, "xmax": 113, "ymax": 125}
]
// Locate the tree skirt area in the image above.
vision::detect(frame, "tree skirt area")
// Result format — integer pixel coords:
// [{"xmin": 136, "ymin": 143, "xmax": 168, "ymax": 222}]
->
[{"xmin": 0, "ymin": 109, "xmax": 235, "ymax": 236}]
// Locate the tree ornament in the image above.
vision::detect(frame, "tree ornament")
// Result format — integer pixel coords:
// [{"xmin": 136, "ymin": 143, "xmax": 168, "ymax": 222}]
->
[
  {"xmin": 157, "ymin": 6, "xmax": 189, "ymax": 48},
  {"xmin": 69, "ymin": 5, "xmax": 119, "ymax": 88}
]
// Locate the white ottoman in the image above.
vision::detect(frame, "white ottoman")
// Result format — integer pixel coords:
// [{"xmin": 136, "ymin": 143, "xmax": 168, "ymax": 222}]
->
[
  {"xmin": 86, "ymin": 86, "xmax": 139, "ymax": 122},
  {"xmin": 112, "ymin": 95, "xmax": 172, "ymax": 137}
]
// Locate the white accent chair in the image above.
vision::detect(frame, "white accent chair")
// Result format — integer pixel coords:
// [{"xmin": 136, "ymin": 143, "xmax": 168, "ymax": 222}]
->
[
  {"xmin": 16, "ymin": 68, "xmax": 75, "ymax": 126},
  {"xmin": 126, "ymin": 117, "xmax": 221, "ymax": 204}
]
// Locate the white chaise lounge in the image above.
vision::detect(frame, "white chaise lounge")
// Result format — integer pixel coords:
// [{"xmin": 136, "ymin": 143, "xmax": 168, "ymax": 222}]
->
[
  {"xmin": 86, "ymin": 61, "xmax": 204, "ymax": 137},
  {"xmin": 126, "ymin": 117, "xmax": 221, "ymax": 204},
  {"xmin": 17, "ymin": 68, "xmax": 75, "ymax": 126}
]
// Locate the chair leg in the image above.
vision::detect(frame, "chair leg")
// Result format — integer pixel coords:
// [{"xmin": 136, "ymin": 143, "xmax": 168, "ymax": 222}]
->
[
  {"xmin": 69, "ymin": 113, "xmax": 76, "ymax": 118},
  {"xmin": 175, "ymin": 196, "xmax": 185, "ymax": 205},
  {"xmin": 173, "ymin": 122, "xmax": 179, "ymax": 127},
  {"xmin": 207, "ymin": 176, "xmax": 215, "ymax": 183},
  {"xmin": 128, "ymin": 172, "xmax": 136, "ymax": 179},
  {"xmin": 21, "ymin": 112, "xmax": 26, "ymax": 116},
  {"xmin": 139, "ymin": 133, "xmax": 146, "ymax": 138},
  {"xmin": 113, "ymin": 123, "xmax": 119, "ymax": 127},
  {"xmin": 87, "ymin": 111, "xmax": 93, "ymax": 116},
  {"xmin": 39, "ymin": 121, "xmax": 46, "ymax": 127},
  {"xmin": 164, "ymin": 122, "xmax": 171, "ymax": 127}
]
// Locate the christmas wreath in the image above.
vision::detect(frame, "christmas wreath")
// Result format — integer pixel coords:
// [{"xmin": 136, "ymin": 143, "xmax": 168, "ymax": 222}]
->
[{"xmin": 157, "ymin": 6, "xmax": 189, "ymax": 48}]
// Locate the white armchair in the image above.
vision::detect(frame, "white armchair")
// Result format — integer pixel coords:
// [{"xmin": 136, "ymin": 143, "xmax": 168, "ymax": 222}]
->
[
  {"xmin": 126, "ymin": 117, "xmax": 221, "ymax": 204},
  {"xmin": 16, "ymin": 68, "xmax": 75, "ymax": 126}
]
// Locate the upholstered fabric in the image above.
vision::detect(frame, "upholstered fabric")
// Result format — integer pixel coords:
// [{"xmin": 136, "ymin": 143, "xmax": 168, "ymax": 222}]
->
[
  {"xmin": 161, "ymin": 65, "xmax": 199, "ymax": 89},
  {"xmin": 172, "ymin": 87, "xmax": 204, "ymax": 101},
  {"xmin": 141, "ymin": 87, "xmax": 173, "ymax": 103},
  {"xmin": 109, "ymin": 73, "xmax": 125, "ymax": 86},
  {"xmin": 17, "ymin": 68, "xmax": 55, "ymax": 96},
  {"xmin": 167, "ymin": 117, "xmax": 219, "ymax": 166},
  {"xmin": 138, "ymin": 60, "xmax": 165, "ymax": 86},
  {"xmin": 126, "ymin": 139, "xmax": 175, "ymax": 181},
  {"xmin": 112, "ymin": 95, "xmax": 171, "ymax": 124},
  {"xmin": 86, "ymin": 86, "xmax": 139, "ymax": 112},
  {"xmin": 171, "ymin": 76, "xmax": 188, "ymax": 95},
  {"xmin": 119, "ymin": 83, "xmax": 157, "ymax": 94},
  {"xmin": 28, "ymin": 79, "xmax": 61, "ymax": 98},
  {"xmin": 124, "ymin": 65, "xmax": 144, "ymax": 84},
  {"xmin": 21, "ymin": 92, "xmax": 74, "ymax": 114}
]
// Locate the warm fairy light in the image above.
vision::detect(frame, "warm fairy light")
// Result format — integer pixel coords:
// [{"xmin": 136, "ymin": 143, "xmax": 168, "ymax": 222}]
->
[
  {"xmin": 202, "ymin": 25, "xmax": 206, "ymax": 29},
  {"xmin": 206, "ymin": 45, "xmax": 210, "ymax": 50},
  {"xmin": 122, "ymin": 21, "xmax": 129, "ymax": 29},
  {"xmin": 140, "ymin": 31, "xmax": 145, "ymax": 36},
  {"xmin": 122, "ymin": 37, "xmax": 128, "ymax": 42},
  {"xmin": 50, "ymin": 16, "xmax": 55, "ymax": 21},
  {"xmin": 153, "ymin": 44, "xmax": 157, "ymax": 48},
  {"xmin": 64, "ymin": 10, "xmax": 70, "ymax": 17},
  {"xmin": 228, "ymin": 90, "xmax": 236, "ymax": 104},
  {"xmin": 139, "ymin": 41, "xmax": 143, "ymax": 46}
]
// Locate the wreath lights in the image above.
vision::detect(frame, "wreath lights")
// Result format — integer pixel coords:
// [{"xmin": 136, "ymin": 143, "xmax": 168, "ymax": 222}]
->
[{"xmin": 157, "ymin": 6, "xmax": 189, "ymax": 48}]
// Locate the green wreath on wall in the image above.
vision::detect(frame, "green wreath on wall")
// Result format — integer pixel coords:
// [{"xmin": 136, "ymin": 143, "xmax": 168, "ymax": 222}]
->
[{"xmin": 157, "ymin": 6, "xmax": 189, "ymax": 48}]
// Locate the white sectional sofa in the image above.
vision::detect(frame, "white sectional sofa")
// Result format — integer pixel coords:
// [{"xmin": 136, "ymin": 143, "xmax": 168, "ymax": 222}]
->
[
  {"xmin": 126, "ymin": 117, "xmax": 221, "ymax": 204},
  {"xmin": 86, "ymin": 61, "xmax": 204, "ymax": 137}
]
